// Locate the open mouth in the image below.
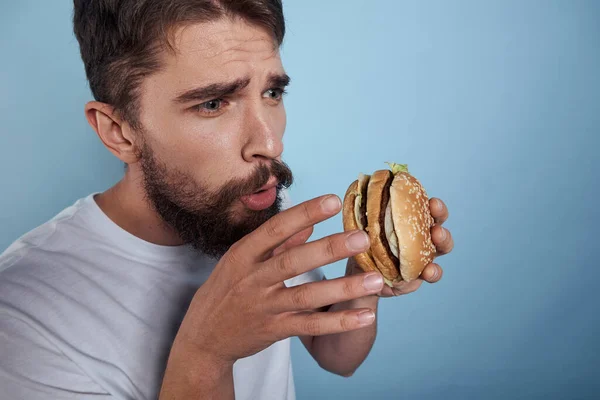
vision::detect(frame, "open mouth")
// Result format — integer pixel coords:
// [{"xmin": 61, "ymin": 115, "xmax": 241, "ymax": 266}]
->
[
  {"xmin": 240, "ymin": 177, "xmax": 279, "ymax": 211},
  {"xmin": 253, "ymin": 176, "xmax": 278, "ymax": 194}
]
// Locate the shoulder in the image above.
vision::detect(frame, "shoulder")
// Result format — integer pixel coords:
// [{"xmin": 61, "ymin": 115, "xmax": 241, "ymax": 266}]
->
[
  {"xmin": 0, "ymin": 195, "xmax": 101, "ymax": 327},
  {"xmin": 0, "ymin": 195, "xmax": 91, "ymax": 275},
  {"xmin": 0, "ymin": 311, "xmax": 111, "ymax": 398}
]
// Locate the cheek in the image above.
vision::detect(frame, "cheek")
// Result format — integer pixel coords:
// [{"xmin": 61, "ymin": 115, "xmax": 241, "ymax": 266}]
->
[
  {"xmin": 149, "ymin": 107, "xmax": 238, "ymax": 157},
  {"xmin": 165, "ymin": 115, "xmax": 246, "ymax": 189}
]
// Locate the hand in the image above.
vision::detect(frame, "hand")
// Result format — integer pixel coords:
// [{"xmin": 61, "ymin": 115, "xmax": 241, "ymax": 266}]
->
[
  {"xmin": 346, "ymin": 197, "xmax": 454, "ymax": 297},
  {"xmin": 173, "ymin": 194, "xmax": 385, "ymax": 366}
]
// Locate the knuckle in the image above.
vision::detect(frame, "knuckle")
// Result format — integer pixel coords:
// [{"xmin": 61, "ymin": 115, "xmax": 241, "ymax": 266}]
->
[
  {"xmin": 263, "ymin": 312, "xmax": 277, "ymax": 330},
  {"xmin": 301, "ymin": 202, "xmax": 314, "ymax": 222},
  {"xmin": 324, "ymin": 236, "xmax": 337, "ymax": 259},
  {"xmin": 341, "ymin": 279, "xmax": 355, "ymax": 298},
  {"xmin": 394, "ymin": 284, "xmax": 413, "ymax": 295},
  {"xmin": 304, "ymin": 315, "xmax": 321, "ymax": 336},
  {"xmin": 230, "ymin": 279, "xmax": 246, "ymax": 297},
  {"xmin": 291, "ymin": 286, "xmax": 311, "ymax": 309},
  {"xmin": 276, "ymin": 250, "xmax": 296, "ymax": 275},
  {"xmin": 223, "ymin": 245, "xmax": 244, "ymax": 267},
  {"xmin": 263, "ymin": 217, "xmax": 283, "ymax": 239},
  {"xmin": 340, "ymin": 314, "xmax": 355, "ymax": 331},
  {"xmin": 229, "ymin": 240, "xmax": 243, "ymax": 254},
  {"xmin": 267, "ymin": 314, "xmax": 287, "ymax": 341}
]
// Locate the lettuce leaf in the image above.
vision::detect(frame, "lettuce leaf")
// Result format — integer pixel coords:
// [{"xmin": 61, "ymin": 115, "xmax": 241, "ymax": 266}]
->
[{"xmin": 385, "ymin": 162, "xmax": 409, "ymax": 174}]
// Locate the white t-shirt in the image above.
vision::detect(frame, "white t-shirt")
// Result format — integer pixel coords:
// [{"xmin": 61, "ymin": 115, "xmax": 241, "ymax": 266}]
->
[{"xmin": 0, "ymin": 193, "xmax": 324, "ymax": 400}]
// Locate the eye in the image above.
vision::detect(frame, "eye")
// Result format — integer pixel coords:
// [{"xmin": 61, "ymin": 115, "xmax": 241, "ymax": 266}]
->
[
  {"xmin": 201, "ymin": 99, "xmax": 222, "ymax": 111},
  {"xmin": 193, "ymin": 98, "xmax": 227, "ymax": 116},
  {"xmin": 263, "ymin": 88, "xmax": 287, "ymax": 102}
]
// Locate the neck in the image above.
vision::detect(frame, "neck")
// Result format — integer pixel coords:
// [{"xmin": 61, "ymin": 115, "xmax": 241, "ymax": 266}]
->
[{"xmin": 94, "ymin": 165, "xmax": 184, "ymax": 247}]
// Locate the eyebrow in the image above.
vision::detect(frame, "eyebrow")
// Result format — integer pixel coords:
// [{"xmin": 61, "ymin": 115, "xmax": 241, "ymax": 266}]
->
[
  {"xmin": 174, "ymin": 78, "xmax": 250, "ymax": 104},
  {"xmin": 266, "ymin": 73, "xmax": 291, "ymax": 90},
  {"xmin": 173, "ymin": 73, "xmax": 291, "ymax": 104}
]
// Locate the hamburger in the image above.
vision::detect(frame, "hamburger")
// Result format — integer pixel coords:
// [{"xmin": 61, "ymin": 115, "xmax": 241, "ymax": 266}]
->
[{"xmin": 342, "ymin": 163, "xmax": 436, "ymax": 287}]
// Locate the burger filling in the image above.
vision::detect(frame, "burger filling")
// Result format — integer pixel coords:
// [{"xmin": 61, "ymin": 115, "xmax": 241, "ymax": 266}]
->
[
  {"xmin": 384, "ymin": 200, "xmax": 399, "ymax": 258},
  {"xmin": 378, "ymin": 174, "xmax": 400, "ymax": 266},
  {"xmin": 354, "ymin": 173, "xmax": 370, "ymax": 230}
]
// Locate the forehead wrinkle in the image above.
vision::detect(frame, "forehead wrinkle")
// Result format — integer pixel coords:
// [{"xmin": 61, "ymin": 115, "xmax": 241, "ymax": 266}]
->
[
  {"xmin": 220, "ymin": 52, "xmax": 280, "ymax": 67},
  {"xmin": 217, "ymin": 37, "xmax": 280, "ymax": 64},
  {"xmin": 158, "ymin": 22, "xmax": 281, "ymax": 90},
  {"xmin": 176, "ymin": 23, "xmax": 276, "ymax": 56},
  {"xmin": 203, "ymin": 40, "xmax": 278, "ymax": 64}
]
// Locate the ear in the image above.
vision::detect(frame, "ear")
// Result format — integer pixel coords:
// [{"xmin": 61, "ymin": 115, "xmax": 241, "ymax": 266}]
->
[{"xmin": 84, "ymin": 101, "xmax": 141, "ymax": 164}]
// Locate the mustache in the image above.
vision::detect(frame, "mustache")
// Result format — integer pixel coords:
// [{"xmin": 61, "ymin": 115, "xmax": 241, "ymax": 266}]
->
[{"xmin": 209, "ymin": 159, "xmax": 294, "ymax": 209}]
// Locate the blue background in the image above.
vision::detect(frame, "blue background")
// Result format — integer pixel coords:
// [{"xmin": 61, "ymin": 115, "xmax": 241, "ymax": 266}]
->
[{"xmin": 1, "ymin": 1, "xmax": 599, "ymax": 399}]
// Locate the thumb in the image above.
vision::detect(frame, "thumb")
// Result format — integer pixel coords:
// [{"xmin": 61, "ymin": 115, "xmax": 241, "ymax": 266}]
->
[{"xmin": 272, "ymin": 226, "xmax": 314, "ymax": 257}]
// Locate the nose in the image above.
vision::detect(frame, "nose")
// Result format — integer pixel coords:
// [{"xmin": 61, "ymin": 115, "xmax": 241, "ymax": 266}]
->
[{"xmin": 240, "ymin": 101, "xmax": 284, "ymax": 163}]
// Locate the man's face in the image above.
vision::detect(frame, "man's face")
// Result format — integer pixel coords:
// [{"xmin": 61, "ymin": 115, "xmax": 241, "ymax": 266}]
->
[{"xmin": 134, "ymin": 18, "xmax": 293, "ymax": 258}]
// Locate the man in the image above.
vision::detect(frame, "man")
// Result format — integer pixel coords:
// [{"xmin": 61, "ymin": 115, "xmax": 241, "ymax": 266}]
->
[{"xmin": 0, "ymin": 1, "xmax": 454, "ymax": 399}]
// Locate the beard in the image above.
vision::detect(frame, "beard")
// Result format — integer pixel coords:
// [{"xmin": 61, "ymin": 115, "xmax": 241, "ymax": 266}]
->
[{"xmin": 138, "ymin": 141, "xmax": 293, "ymax": 259}]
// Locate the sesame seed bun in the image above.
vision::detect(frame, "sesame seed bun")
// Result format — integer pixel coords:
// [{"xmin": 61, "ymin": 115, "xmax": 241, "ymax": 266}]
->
[
  {"xmin": 390, "ymin": 171, "xmax": 436, "ymax": 282},
  {"xmin": 342, "ymin": 164, "xmax": 435, "ymax": 285}
]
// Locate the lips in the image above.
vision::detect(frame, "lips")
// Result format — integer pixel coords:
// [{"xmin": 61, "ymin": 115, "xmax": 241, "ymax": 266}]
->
[
  {"xmin": 255, "ymin": 176, "xmax": 278, "ymax": 193},
  {"xmin": 240, "ymin": 177, "xmax": 279, "ymax": 211}
]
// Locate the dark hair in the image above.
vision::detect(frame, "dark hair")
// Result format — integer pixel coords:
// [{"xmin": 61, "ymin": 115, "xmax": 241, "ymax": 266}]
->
[{"xmin": 73, "ymin": 0, "xmax": 285, "ymax": 128}]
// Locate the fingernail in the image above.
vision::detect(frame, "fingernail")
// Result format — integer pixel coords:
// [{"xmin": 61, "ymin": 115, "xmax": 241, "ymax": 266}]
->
[
  {"xmin": 438, "ymin": 227, "xmax": 447, "ymax": 241},
  {"xmin": 429, "ymin": 267, "xmax": 438, "ymax": 281},
  {"xmin": 321, "ymin": 195, "xmax": 341, "ymax": 214},
  {"xmin": 435, "ymin": 198, "xmax": 444, "ymax": 210},
  {"xmin": 357, "ymin": 310, "xmax": 375, "ymax": 325},
  {"xmin": 346, "ymin": 231, "xmax": 369, "ymax": 251},
  {"xmin": 363, "ymin": 273, "xmax": 383, "ymax": 291}
]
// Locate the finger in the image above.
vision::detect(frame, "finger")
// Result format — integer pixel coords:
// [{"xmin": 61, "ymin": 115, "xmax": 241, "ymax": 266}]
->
[
  {"xmin": 272, "ymin": 272, "xmax": 384, "ymax": 313},
  {"xmin": 281, "ymin": 308, "xmax": 376, "ymax": 337},
  {"xmin": 272, "ymin": 226, "xmax": 314, "ymax": 257},
  {"xmin": 429, "ymin": 198, "xmax": 449, "ymax": 225},
  {"xmin": 431, "ymin": 224, "xmax": 454, "ymax": 255},
  {"xmin": 258, "ymin": 229, "xmax": 370, "ymax": 285},
  {"xmin": 390, "ymin": 279, "xmax": 423, "ymax": 296},
  {"xmin": 420, "ymin": 263, "xmax": 443, "ymax": 283},
  {"xmin": 241, "ymin": 194, "xmax": 342, "ymax": 261}
]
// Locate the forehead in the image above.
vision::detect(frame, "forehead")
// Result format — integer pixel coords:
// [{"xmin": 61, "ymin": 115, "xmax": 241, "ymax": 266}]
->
[{"xmin": 158, "ymin": 18, "xmax": 283, "ymax": 85}]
